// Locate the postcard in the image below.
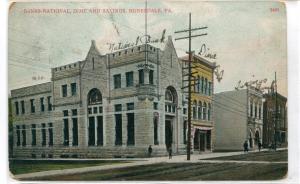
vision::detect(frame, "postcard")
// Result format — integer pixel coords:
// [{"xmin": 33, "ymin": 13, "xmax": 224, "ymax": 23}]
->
[{"xmin": 8, "ymin": 0, "xmax": 287, "ymax": 181}]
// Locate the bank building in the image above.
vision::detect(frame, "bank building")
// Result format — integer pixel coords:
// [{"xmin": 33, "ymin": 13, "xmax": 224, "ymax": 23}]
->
[{"xmin": 11, "ymin": 36, "xmax": 193, "ymax": 158}]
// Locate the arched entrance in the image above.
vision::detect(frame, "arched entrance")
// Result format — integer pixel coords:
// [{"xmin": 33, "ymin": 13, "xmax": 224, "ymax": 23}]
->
[
  {"xmin": 87, "ymin": 88, "xmax": 103, "ymax": 146},
  {"xmin": 164, "ymin": 86, "xmax": 177, "ymax": 151}
]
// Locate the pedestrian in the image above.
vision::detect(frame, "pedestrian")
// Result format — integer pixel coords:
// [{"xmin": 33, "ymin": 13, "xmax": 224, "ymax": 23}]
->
[
  {"xmin": 148, "ymin": 145, "xmax": 152, "ymax": 158},
  {"xmin": 168, "ymin": 147, "xmax": 172, "ymax": 159},
  {"xmin": 243, "ymin": 141, "xmax": 248, "ymax": 153},
  {"xmin": 258, "ymin": 142, "xmax": 262, "ymax": 152}
]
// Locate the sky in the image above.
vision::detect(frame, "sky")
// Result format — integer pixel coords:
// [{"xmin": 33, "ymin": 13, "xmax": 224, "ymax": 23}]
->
[{"xmin": 8, "ymin": 1, "xmax": 287, "ymax": 97}]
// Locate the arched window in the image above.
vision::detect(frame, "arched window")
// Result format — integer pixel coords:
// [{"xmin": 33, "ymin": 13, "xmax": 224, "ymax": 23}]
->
[
  {"xmin": 193, "ymin": 100, "xmax": 197, "ymax": 119},
  {"xmin": 198, "ymin": 101, "xmax": 202, "ymax": 120},
  {"xmin": 88, "ymin": 88, "xmax": 102, "ymax": 105},
  {"xmin": 203, "ymin": 102, "xmax": 207, "ymax": 120},
  {"xmin": 165, "ymin": 86, "xmax": 177, "ymax": 114},
  {"xmin": 165, "ymin": 89, "xmax": 174, "ymax": 103},
  {"xmin": 208, "ymin": 103, "xmax": 211, "ymax": 121}
]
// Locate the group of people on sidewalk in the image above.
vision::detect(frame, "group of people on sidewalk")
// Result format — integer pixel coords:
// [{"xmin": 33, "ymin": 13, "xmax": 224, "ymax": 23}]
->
[
  {"xmin": 243, "ymin": 141, "xmax": 262, "ymax": 152},
  {"xmin": 148, "ymin": 145, "xmax": 172, "ymax": 159}
]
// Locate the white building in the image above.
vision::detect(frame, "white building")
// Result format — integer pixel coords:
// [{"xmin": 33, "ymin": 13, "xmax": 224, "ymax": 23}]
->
[{"xmin": 214, "ymin": 87, "xmax": 264, "ymax": 151}]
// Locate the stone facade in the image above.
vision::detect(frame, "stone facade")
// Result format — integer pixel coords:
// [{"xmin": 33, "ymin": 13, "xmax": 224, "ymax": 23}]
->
[
  {"xmin": 263, "ymin": 92, "xmax": 287, "ymax": 148},
  {"xmin": 11, "ymin": 36, "xmax": 190, "ymax": 158},
  {"xmin": 214, "ymin": 87, "xmax": 264, "ymax": 151}
]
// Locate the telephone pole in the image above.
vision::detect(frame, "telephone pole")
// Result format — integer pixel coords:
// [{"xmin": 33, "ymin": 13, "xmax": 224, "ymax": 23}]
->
[
  {"xmin": 174, "ymin": 13, "xmax": 207, "ymax": 160},
  {"xmin": 274, "ymin": 72, "xmax": 278, "ymax": 150}
]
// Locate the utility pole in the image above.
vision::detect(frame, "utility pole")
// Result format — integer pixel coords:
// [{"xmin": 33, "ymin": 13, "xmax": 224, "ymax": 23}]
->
[
  {"xmin": 274, "ymin": 72, "xmax": 278, "ymax": 150},
  {"xmin": 174, "ymin": 13, "xmax": 207, "ymax": 160}
]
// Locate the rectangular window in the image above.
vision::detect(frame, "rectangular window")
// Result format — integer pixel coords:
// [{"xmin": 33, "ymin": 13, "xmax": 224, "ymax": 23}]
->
[
  {"xmin": 72, "ymin": 109, "xmax": 77, "ymax": 116},
  {"xmin": 115, "ymin": 114, "xmax": 122, "ymax": 145},
  {"xmin": 154, "ymin": 117, "xmax": 159, "ymax": 145},
  {"xmin": 62, "ymin": 84, "xmax": 68, "ymax": 97},
  {"xmin": 208, "ymin": 82, "xmax": 212, "ymax": 96},
  {"xmin": 127, "ymin": 103, "xmax": 134, "ymax": 111},
  {"xmin": 63, "ymin": 110, "xmax": 68, "ymax": 117},
  {"xmin": 149, "ymin": 70, "xmax": 154, "ymax": 84},
  {"xmin": 183, "ymin": 108, "xmax": 187, "ymax": 115},
  {"xmin": 47, "ymin": 96, "xmax": 52, "ymax": 111},
  {"xmin": 41, "ymin": 123, "xmax": 46, "ymax": 146},
  {"xmin": 97, "ymin": 116, "xmax": 103, "ymax": 146},
  {"xmin": 21, "ymin": 101, "xmax": 25, "ymax": 114},
  {"xmin": 88, "ymin": 108, "xmax": 92, "ymax": 114},
  {"xmin": 113, "ymin": 74, "xmax": 121, "ymax": 89},
  {"xmin": 16, "ymin": 125, "xmax": 20, "ymax": 146},
  {"xmin": 31, "ymin": 124, "xmax": 36, "ymax": 146},
  {"xmin": 71, "ymin": 83, "xmax": 77, "ymax": 96},
  {"xmin": 63, "ymin": 119, "xmax": 69, "ymax": 146},
  {"xmin": 48, "ymin": 123, "xmax": 53, "ymax": 146},
  {"xmin": 88, "ymin": 117, "xmax": 95, "ymax": 146},
  {"xmin": 15, "ymin": 101, "xmax": 19, "ymax": 115},
  {"xmin": 115, "ymin": 104, "xmax": 122, "ymax": 112},
  {"xmin": 93, "ymin": 107, "xmax": 98, "ymax": 114},
  {"xmin": 30, "ymin": 99, "xmax": 35, "ymax": 113},
  {"xmin": 40, "ymin": 97, "xmax": 45, "ymax": 112},
  {"xmin": 126, "ymin": 71, "xmax": 134, "ymax": 87},
  {"xmin": 259, "ymin": 106, "xmax": 262, "ymax": 119},
  {"xmin": 22, "ymin": 125, "xmax": 26, "ymax": 146},
  {"xmin": 138, "ymin": 69, "xmax": 144, "ymax": 84},
  {"xmin": 72, "ymin": 118, "xmax": 78, "ymax": 146},
  {"xmin": 154, "ymin": 102, "xmax": 158, "ymax": 110},
  {"xmin": 99, "ymin": 106, "xmax": 103, "ymax": 114},
  {"xmin": 127, "ymin": 113, "xmax": 135, "ymax": 145}
]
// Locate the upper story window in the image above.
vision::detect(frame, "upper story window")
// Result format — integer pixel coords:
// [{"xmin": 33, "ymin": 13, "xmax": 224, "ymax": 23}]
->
[
  {"xmin": 127, "ymin": 103, "xmax": 134, "ymax": 111},
  {"xmin": 250, "ymin": 101, "xmax": 253, "ymax": 117},
  {"xmin": 204, "ymin": 78, "xmax": 208, "ymax": 95},
  {"xmin": 62, "ymin": 84, "xmax": 68, "ymax": 97},
  {"xmin": 40, "ymin": 97, "xmax": 45, "ymax": 112},
  {"xmin": 21, "ymin": 100, "xmax": 25, "ymax": 114},
  {"xmin": 87, "ymin": 88, "xmax": 102, "ymax": 105},
  {"xmin": 72, "ymin": 109, "xmax": 78, "ymax": 116},
  {"xmin": 126, "ymin": 71, "xmax": 134, "ymax": 87},
  {"xmin": 114, "ymin": 74, "xmax": 121, "ymax": 89},
  {"xmin": 71, "ymin": 83, "xmax": 77, "ymax": 96},
  {"xmin": 197, "ymin": 75, "xmax": 200, "ymax": 93},
  {"xmin": 208, "ymin": 82, "xmax": 212, "ymax": 96},
  {"xmin": 115, "ymin": 104, "xmax": 122, "ymax": 112},
  {"xmin": 153, "ymin": 102, "xmax": 158, "ymax": 110},
  {"xmin": 138, "ymin": 69, "xmax": 144, "ymax": 85},
  {"xmin": 15, "ymin": 101, "xmax": 19, "ymax": 115},
  {"xmin": 30, "ymin": 99, "xmax": 35, "ymax": 113},
  {"xmin": 47, "ymin": 96, "xmax": 52, "ymax": 111},
  {"xmin": 149, "ymin": 70, "xmax": 154, "ymax": 85},
  {"xmin": 201, "ymin": 77, "xmax": 204, "ymax": 93},
  {"xmin": 63, "ymin": 110, "xmax": 69, "ymax": 117},
  {"xmin": 259, "ymin": 105, "xmax": 262, "ymax": 119},
  {"xmin": 165, "ymin": 89, "xmax": 176, "ymax": 103}
]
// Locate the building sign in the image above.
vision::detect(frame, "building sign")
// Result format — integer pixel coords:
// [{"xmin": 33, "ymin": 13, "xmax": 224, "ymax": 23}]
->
[
  {"xmin": 107, "ymin": 29, "xmax": 166, "ymax": 52},
  {"xmin": 198, "ymin": 44, "xmax": 217, "ymax": 60},
  {"xmin": 137, "ymin": 63, "xmax": 154, "ymax": 69},
  {"xmin": 235, "ymin": 78, "xmax": 270, "ymax": 92}
]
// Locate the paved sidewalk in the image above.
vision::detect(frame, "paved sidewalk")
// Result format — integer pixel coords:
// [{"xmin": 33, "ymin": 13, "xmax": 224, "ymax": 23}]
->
[{"xmin": 12, "ymin": 148, "xmax": 287, "ymax": 180}]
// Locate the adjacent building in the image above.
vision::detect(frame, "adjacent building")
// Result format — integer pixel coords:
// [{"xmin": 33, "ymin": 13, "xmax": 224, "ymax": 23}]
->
[
  {"xmin": 11, "ymin": 36, "xmax": 189, "ymax": 158},
  {"xmin": 214, "ymin": 87, "xmax": 264, "ymax": 151},
  {"xmin": 180, "ymin": 55, "xmax": 216, "ymax": 152},
  {"xmin": 263, "ymin": 92, "xmax": 287, "ymax": 148}
]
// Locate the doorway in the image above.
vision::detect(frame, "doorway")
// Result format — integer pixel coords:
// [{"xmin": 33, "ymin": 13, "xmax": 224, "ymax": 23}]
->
[{"xmin": 165, "ymin": 120, "xmax": 173, "ymax": 150}]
